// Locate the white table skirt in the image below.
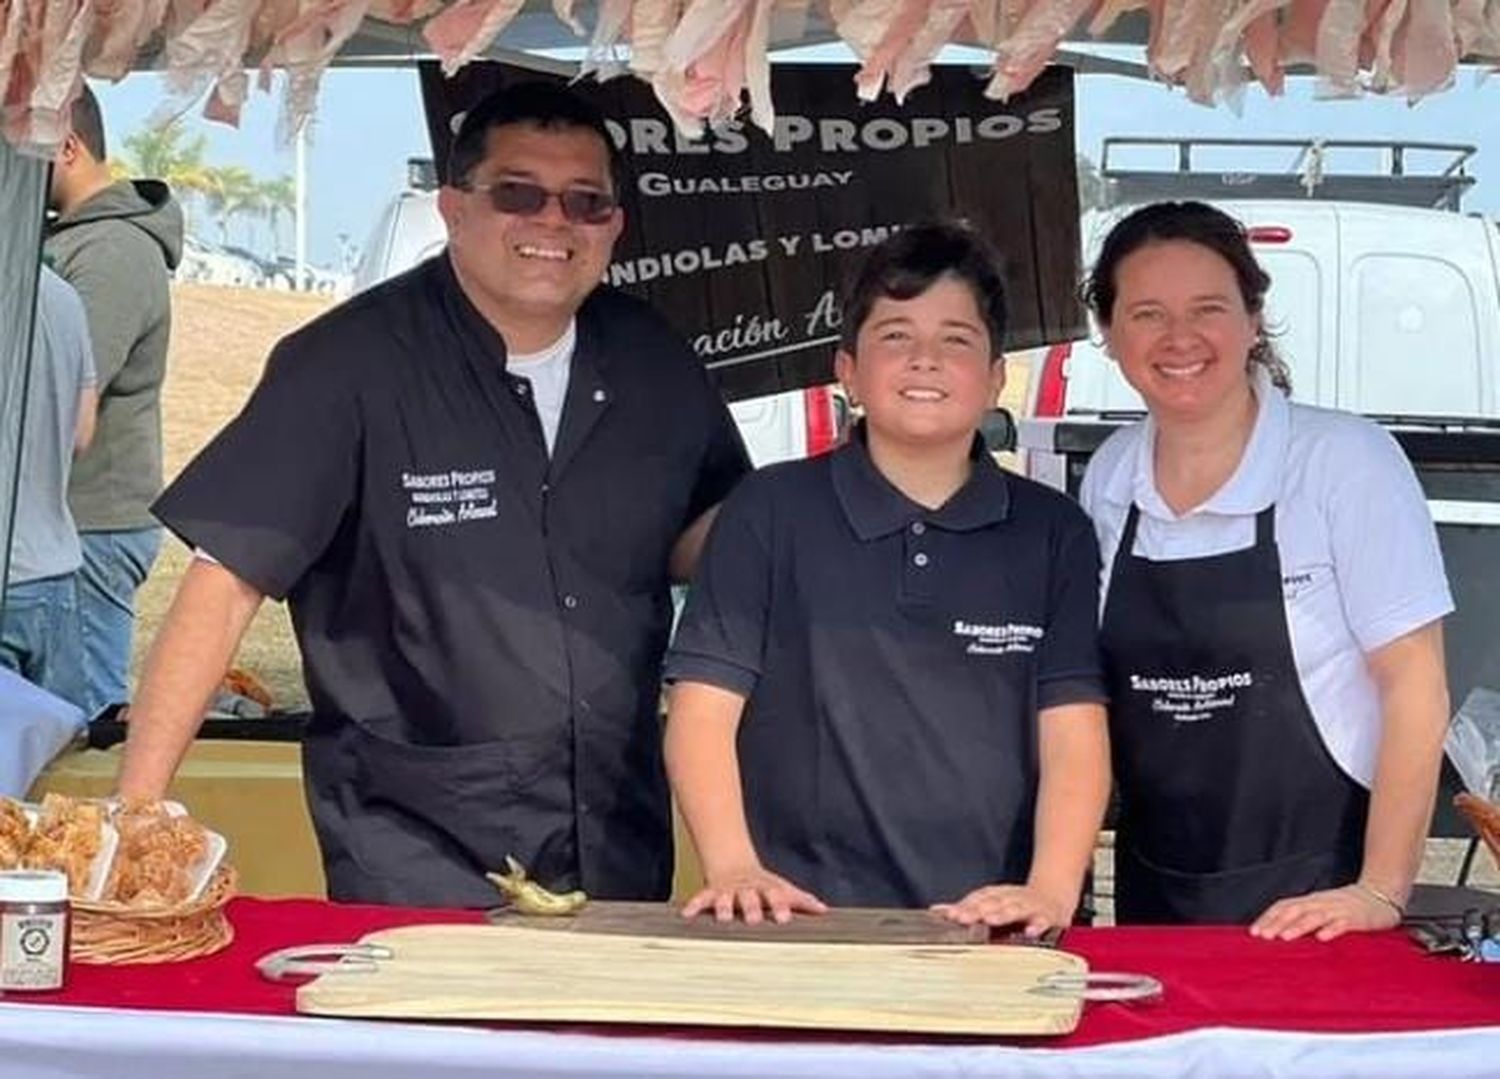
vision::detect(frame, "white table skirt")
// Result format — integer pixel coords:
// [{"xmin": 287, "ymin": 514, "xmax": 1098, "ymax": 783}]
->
[{"xmin": 2, "ymin": 1004, "xmax": 1496, "ymax": 1079}]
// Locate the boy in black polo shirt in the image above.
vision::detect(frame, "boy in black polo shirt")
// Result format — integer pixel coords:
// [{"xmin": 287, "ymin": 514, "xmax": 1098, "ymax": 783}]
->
[{"xmin": 664, "ymin": 222, "xmax": 1109, "ymax": 932}]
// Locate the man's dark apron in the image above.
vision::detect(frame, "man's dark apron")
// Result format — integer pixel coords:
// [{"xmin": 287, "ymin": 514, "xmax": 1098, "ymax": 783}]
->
[
  {"xmin": 1101, "ymin": 504, "xmax": 1368, "ymax": 924},
  {"xmin": 303, "ymin": 715, "xmax": 581, "ymax": 908}
]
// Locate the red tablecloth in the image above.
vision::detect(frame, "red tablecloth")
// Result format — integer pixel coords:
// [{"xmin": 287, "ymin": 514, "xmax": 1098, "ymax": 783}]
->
[{"xmin": 20, "ymin": 899, "xmax": 1500, "ymax": 1048}]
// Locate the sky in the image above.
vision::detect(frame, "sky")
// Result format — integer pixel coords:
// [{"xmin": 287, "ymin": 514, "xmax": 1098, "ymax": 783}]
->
[
  {"xmin": 92, "ymin": 48, "xmax": 1497, "ymax": 268},
  {"xmin": 96, "ymin": 68, "xmax": 431, "ymax": 269}
]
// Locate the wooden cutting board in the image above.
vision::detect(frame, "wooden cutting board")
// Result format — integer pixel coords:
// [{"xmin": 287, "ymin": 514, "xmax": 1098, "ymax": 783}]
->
[
  {"xmin": 485, "ymin": 900, "xmax": 990, "ymax": 944},
  {"xmin": 295, "ymin": 924, "xmax": 1087, "ymax": 1035}
]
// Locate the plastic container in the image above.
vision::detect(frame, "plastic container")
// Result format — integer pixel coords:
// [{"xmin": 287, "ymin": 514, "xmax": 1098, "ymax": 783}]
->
[
  {"xmin": 155, "ymin": 801, "xmax": 228, "ymax": 903},
  {"xmin": 19, "ymin": 804, "xmax": 117, "ymax": 901},
  {"xmin": 107, "ymin": 800, "xmax": 227, "ymax": 905}
]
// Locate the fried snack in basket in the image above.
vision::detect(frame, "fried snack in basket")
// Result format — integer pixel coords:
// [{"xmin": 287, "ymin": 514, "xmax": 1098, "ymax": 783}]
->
[
  {"xmin": 23, "ymin": 793, "xmax": 103, "ymax": 894},
  {"xmin": 0, "ymin": 798, "xmax": 29, "ymax": 869},
  {"xmin": 1455, "ymin": 792, "xmax": 1500, "ymax": 869},
  {"xmin": 106, "ymin": 800, "xmax": 210, "ymax": 907}
]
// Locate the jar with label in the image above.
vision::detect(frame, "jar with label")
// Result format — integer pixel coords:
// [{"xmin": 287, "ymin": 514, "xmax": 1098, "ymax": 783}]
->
[{"xmin": 0, "ymin": 870, "xmax": 70, "ymax": 992}]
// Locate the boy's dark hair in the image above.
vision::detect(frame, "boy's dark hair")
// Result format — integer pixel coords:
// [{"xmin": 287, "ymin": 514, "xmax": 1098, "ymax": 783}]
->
[
  {"xmin": 447, "ymin": 81, "xmax": 622, "ymax": 190},
  {"xmin": 69, "ymin": 84, "xmax": 107, "ymax": 162},
  {"xmin": 1083, "ymin": 200, "xmax": 1291, "ymax": 392},
  {"xmin": 839, "ymin": 221, "xmax": 1008, "ymax": 357}
]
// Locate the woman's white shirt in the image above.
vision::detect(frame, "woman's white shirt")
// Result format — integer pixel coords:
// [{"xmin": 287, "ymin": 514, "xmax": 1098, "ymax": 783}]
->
[{"xmin": 1079, "ymin": 366, "xmax": 1454, "ymax": 787}]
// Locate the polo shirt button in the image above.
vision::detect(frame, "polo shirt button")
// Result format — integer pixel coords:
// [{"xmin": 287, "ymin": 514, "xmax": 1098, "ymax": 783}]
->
[
  {"xmin": 514, "ymin": 382, "xmax": 529, "ymax": 396},
  {"xmin": 578, "ymin": 698, "xmax": 591, "ymax": 714},
  {"xmin": 913, "ymin": 553, "xmax": 929, "ymax": 568},
  {"xmin": 579, "ymin": 802, "xmax": 592, "ymax": 816},
  {"xmin": 911, "ymin": 522, "xmax": 926, "ymax": 536},
  {"xmin": 563, "ymin": 594, "xmax": 579, "ymax": 609}
]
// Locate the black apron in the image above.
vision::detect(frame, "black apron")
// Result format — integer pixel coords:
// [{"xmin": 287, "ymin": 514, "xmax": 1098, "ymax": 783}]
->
[
  {"xmin": 1100, "ymin": 504, "xmax": 1368, "ymax": 924},
  {"xmin": 302, "ymin": 714, "xmax": 584, "ymax": 908}
]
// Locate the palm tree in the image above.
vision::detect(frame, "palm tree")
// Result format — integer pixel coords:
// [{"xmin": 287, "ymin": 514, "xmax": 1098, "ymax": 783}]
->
[
  {"xmin": 201, "ymin": 165, "xmax": 262, "ymax": 247},
  {"xmin": 116, "ymin": 121, "xmax": 213, "ymax": 231},
  {"xmin": 119, "ymin": 121, "xmax": 211, "ymax": 194},
  {"xmin": 259, "ymin": 174, "xmax": 296, "ymax": 256}
]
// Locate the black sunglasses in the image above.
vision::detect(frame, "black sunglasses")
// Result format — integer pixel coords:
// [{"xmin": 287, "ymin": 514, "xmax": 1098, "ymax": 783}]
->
[{"xmin": 464, "ymin": 179, "xmax": 617, "ymax": 224}]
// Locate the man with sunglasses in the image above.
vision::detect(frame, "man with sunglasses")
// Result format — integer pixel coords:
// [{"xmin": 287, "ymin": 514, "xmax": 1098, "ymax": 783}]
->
[{"xmin": 114, "ymin": 81, "xmax": 752, "ymax": 907}]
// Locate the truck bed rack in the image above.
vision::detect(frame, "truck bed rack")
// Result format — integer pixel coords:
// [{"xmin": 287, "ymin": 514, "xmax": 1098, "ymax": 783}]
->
[{"xmin": 1099, "ymin": 137, "xmax": 1477, "ymax": 211}]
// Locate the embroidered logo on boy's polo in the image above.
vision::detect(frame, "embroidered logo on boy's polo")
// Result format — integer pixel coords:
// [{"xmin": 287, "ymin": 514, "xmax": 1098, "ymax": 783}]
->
[
  {"xmin": 953, "ymin": 619, "xmax": 1044, "ymax": 656},
  {"xmin": 401, "ymin": 467, "xmax": 499, "ymax": 529}
]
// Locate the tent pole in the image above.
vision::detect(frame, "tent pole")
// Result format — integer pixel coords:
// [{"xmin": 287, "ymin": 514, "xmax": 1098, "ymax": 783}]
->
[{"xmin": 295, "ymin": 121, "xmax": 308, "ymax": 291}]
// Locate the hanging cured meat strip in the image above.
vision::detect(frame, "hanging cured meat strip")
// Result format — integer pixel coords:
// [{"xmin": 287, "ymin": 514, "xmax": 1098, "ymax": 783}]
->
[
  {"xmin": 6, "ymin": 0, "xmax": 92, "ymax": 153},
  {"xmin": 266, "ymin": 0, "xmax": 374, "ymax": 137},
  {"xmin": 985, "ymin": 0, "xmax": 1096, "ymax": 98},
  {"xmin": 422, "ymin": 0, "xmax": 526, "ymax": 73},
  {"xmin": 1400, "ymin": 0, "xmax": 1458, "ymax": 93},
  {"xmin": 1278, "ymin": 0, "xmax": 1323, "ymax": 63},
  {"xmin": 888, "ymin": 0, "xmax": 977, "ymax": 101},
  {"xmin": 851, "ymin": 0, "xmax": 932, "ymax": 99},
  {"xmin": 1242, "ymin": 7, "xmax": 1285, "ymax": 93},
  {"xmin": 579, "ymin": 0, "xmax": 632, "ymax": 76},
  {"xmin": 1315, "ymin": 0, "xmax": 1368, "ymax": 94}
]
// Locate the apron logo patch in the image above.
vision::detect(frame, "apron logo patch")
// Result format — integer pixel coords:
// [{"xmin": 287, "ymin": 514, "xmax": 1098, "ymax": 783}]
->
[
  {"xmin": 952, "ymin": 619, "xmax": 1044, "ymax": 656},
  {"xmin": 1129, "ymin": 671, "xmax": 1254, "ymax": 723},
  {"xmin": 402, "ymin": 468, "xmax": 499, "ymax": 529}
]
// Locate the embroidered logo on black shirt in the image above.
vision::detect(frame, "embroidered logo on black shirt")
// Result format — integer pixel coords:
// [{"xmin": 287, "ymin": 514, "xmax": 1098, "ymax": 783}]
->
[
  {"xmin": 402, "ymin": 468, "xmax": 499, "ymax": 529},
  {"xmin": 952, "ymin": 619, "xmax": 1044, "ymax": 656}
]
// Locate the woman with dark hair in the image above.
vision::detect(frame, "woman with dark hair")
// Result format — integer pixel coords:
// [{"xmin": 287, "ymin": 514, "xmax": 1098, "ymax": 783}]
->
[{"xmin": 1079, "ymin": 200, "xmax": 1452, "ymax": 938}]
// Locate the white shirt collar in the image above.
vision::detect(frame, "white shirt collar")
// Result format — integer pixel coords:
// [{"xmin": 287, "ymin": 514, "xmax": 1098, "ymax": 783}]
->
[{"xmin": 1102, "ymin": 365, "xmax": 1291, "ymax": 521}]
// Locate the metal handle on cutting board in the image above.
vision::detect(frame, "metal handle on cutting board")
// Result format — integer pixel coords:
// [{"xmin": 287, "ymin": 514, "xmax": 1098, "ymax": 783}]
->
[
  {"xmin": 1031, "ymin": 970, "xmax": 1164, "ymax": 1002},
  {"xmin": 255, "ymin": 943, "xmax": 394, "ymax": 982}
]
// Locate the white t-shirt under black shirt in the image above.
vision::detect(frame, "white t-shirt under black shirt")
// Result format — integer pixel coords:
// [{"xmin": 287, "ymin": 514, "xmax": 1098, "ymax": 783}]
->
[
  {"xmin": 1079, "ymin": 366, "xmax": 1454, "ymax": 787},
  {"xmin": 507, "ymin": 321, "xmax": 575, "ymax": 456}
]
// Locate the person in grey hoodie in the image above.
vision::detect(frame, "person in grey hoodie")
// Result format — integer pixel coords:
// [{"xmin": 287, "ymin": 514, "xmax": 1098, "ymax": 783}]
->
[{"xmin": 45, "ymin": 84, "xmax": 184, "ymax": 716}]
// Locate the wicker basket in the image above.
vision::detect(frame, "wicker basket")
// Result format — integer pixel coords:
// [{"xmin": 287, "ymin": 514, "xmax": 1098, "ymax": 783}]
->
[
  {"xmin": 1455, "ymin": 793, "xmax": 1500, "ymax": 873},
  {"xmin": 70, "ymin": 865, "xmax": 237, "ymax": 965}
]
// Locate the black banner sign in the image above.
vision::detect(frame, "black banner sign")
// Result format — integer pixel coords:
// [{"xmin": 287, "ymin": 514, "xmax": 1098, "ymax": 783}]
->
[{"xmin": 420, "ymin": 61, "xmax": 1082, "ymax": 401}]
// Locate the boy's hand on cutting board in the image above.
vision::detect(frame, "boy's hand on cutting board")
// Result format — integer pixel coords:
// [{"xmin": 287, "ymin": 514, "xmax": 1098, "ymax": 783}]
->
[
  {"xmin": 932, "ymin": 885, "xmax": 1073, "ymax": 937},
  {"xmin": 681, "ymin": 866, "xmax": 829, "ymax": 925}
]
